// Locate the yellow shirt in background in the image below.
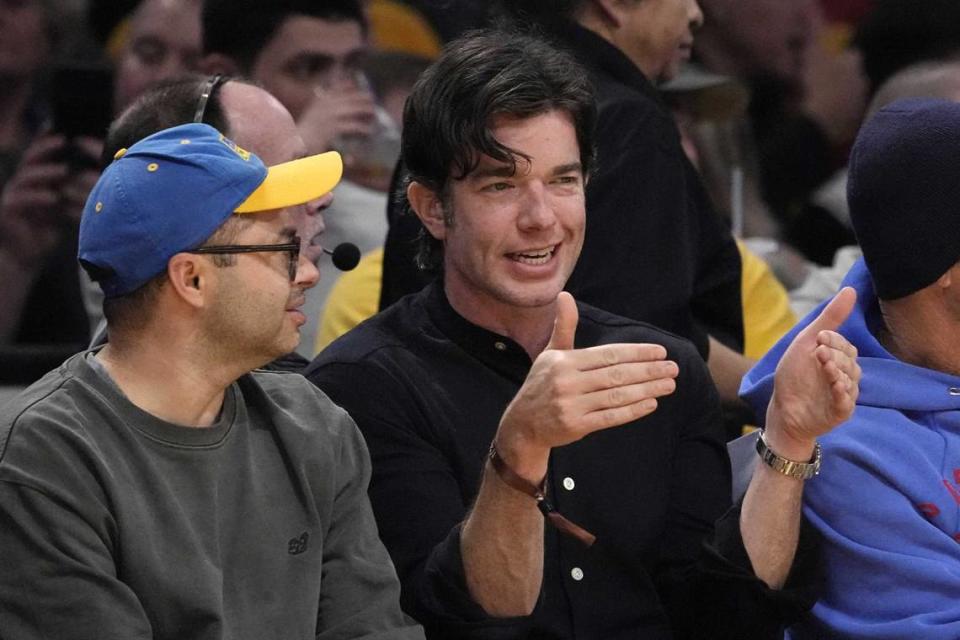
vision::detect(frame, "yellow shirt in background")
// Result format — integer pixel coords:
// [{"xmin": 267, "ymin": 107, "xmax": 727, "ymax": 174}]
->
[
  {"xmin": 738, "ymin": 240, "xmax": 797, "ymax": 361},
  {"xmin": 316, "ymin": 248, "xmax": 384, "ymax": 354}
]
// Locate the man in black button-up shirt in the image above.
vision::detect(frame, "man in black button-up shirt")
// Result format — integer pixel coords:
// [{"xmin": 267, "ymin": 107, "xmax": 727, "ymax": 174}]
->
[
  {"xmin": 307, "ymin": 29, "xmax": 861, "ymax": 640},
  {"xmin": 379, "ymin": 2, "xmax": 755, "ymax": 412}
]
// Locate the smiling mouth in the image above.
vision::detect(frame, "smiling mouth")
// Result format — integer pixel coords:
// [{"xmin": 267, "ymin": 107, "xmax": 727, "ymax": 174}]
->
[{"xmin": 509, "ymin": 245, "xmax": 557, "ymax": 266}]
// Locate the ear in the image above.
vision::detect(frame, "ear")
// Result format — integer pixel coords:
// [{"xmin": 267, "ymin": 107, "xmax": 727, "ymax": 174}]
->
[
  {"xmin": 589, "ymin": 0, "xmax": 625, "ymax": 27},
  {"xmin": 166, "ymin": 254, "xmax": 208, "ymax": 309},
  {"xmin": 407, "ymin": 181, "xmax": 447, "ymax": 241},
  {"xmin": 937, "ymin": 263, "xmax": 959, "ymax": 290},
  {"xmin": 201, "ymin": 53, "xmax": 241, "ymax": 76}
]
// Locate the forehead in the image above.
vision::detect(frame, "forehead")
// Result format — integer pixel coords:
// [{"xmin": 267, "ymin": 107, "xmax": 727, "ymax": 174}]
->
[
  {"xmin": 220, "ymin": 83, "xmax": 306, "ymax": 165},
  {"xmin": 468, "ymin": 110, "xmax": 582, "ymax": 173},
  {"xmin": 258, "ymin": 14, "xmax": 364, "ymax": 63},
  {"xmin": 0, "ymin": 0, "xmax": 45, "ymax": 19},
  {"xmin": 128, "ymin": 0, "xmax": 201, "ymax": 42},
  {"xmin": 237, "ymin": 207, "xmax": 299, "ymax": 238},
  {"xmin": 0, "ymin": 0, "xmax": 46, "ymax": 38}
]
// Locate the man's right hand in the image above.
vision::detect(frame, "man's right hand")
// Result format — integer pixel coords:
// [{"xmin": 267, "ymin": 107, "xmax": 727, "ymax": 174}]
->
[
  {"xmin": 297, "ymin": 79, "xmax": 376, "ymax": 155},
  {"xmin": 0, "ymin": 134, "xmax": 101, "ymax": 269},
  {"xmin": 495, "ymin": 292, "xmax": 680, "ymax": 483}
]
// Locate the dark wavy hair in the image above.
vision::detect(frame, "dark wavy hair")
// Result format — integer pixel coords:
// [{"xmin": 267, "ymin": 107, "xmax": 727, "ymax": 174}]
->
[
  {"xmin": 202, "ymin": 0, "xmax": 367, "ymax": 72},
  {"xmin": 402, "ymin": 28, "xmax": 597, "ymax": 270}
]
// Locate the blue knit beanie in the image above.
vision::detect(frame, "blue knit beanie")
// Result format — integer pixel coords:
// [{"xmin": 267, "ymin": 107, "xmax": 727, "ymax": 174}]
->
[{"xmin": 848, "ymin": 98, "xmax": 960, "ymax": 300}]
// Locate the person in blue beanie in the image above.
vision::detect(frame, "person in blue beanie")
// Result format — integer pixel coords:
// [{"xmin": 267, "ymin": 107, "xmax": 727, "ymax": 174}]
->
[{"xmin": 742, "ymin": 97, "xmax": 960, "ymax": 639}]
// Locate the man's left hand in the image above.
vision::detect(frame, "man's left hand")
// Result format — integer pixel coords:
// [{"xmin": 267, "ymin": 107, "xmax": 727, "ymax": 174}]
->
[{"xmin": 765, "ymin": 286, "xmax": 861, "ymax": 459}]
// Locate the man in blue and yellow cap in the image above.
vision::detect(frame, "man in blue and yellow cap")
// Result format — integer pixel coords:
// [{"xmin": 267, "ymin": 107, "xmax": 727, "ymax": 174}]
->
[{"xmin": 0, "ymin": 121, "xmax": 424, "ymax": 639}]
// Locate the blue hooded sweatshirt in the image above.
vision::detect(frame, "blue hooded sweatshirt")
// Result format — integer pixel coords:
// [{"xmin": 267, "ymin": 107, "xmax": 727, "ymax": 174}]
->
[{"xmin": 742, "ymin": 259, "xmax": 960, "ymax": 639}]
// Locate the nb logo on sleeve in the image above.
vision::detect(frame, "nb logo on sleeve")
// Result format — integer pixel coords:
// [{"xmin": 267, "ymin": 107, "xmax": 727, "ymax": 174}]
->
[{"xmin": 288, "ymin": 531, "xmax": 309, "ymax": 555}]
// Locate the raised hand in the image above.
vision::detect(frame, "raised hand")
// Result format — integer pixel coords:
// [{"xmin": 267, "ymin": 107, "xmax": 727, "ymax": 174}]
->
[
  {"xmin": 0, "ymin": 135, "xmax": 72, "ymax": 266},
  {"xmin": 766, "ymin": 286, "xmax": 861, "ymax": 458},
  {"xmin": 297, "ymin": 79, "xmax": 376, "ymax": 155},
  {"xmin": 0, "ymin": 134, "xmax": 103, "ymax": 269},
  {"xmin": 496, "ymin": 292, "xmax": 679, "ymax": 482}
]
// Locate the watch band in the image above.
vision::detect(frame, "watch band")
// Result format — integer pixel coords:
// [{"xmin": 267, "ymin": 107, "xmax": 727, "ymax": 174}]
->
[
  {"xmin": 488, "ymin": 441, "xmax": 547, "ymax": 500},
  {"xmin": 755, "ymin": 429, "xmax": 821, "ymax": 480},
  {"xmin": 488, "ymin": 442, "xmax": 596, "ymax": 547}
]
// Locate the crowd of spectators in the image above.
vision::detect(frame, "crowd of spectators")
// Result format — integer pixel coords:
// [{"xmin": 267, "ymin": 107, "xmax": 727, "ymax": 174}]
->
[
  {"xmin": 4, "ymin": 1, "xmax": 960, "ymax": 383},
  {"xmin": 0, "ymin": 0, "xmax": 931, "ymax": 385}
]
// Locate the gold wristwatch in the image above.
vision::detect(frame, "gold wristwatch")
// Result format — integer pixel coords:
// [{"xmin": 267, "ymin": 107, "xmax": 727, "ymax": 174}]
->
[{"xmin": 755, "ymin": 429, "xmax": 821, "ymax": 480}]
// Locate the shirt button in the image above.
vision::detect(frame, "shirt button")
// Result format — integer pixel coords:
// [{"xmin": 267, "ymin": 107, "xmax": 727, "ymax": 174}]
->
[
  {"xmin": 571, "ymin": 567, "xmax": 584, "ymax": 581},
  {"xmin": 562, "ymin": 477, "xmax": 575, "ymax": 491},
  {"xmin": 494, "ymin": 341, "xmax": 507, "ymax": 351}
]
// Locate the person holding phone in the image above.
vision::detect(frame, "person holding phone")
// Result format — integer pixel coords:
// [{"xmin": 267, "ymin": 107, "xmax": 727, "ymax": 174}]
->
[
  {"xmin": 0, "ymin": 0, "xmax": 203, "ymax": 367},
  {"xmin": 0, "ymin": 0, "xmax": 80, "ymax": 351}
]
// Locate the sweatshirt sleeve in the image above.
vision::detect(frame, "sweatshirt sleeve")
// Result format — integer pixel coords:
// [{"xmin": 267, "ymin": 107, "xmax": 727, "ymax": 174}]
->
[
  {"xmin": 314, "ymin": 407, "xmax": 426, "ymax": 639},
  {"xmin": 0, "ymin": 477, "xmax": 154, "ymax": 638}
]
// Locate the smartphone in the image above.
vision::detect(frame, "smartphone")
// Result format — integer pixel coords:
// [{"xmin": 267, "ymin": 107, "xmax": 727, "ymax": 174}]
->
[
  {"xmin": 49, "ymin": 63, "xmax": 115, "ymax": 140},
  {"xmin": 49, "ymin": 63, "xmax": 114, "ymax": 171}
]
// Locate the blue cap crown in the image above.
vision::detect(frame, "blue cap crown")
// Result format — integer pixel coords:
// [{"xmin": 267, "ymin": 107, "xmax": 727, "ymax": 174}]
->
[{"xmin": 79, "ymin": 123, "xmax": 268, "ymax": 298}]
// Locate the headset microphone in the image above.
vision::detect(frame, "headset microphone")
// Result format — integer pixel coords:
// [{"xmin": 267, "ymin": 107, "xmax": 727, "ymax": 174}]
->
[{"xmin": 323, "ymin": 243, "xmax": 361, "ymax": 271}]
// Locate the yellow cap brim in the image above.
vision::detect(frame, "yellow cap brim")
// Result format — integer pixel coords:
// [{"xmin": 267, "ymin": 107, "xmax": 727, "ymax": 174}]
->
[{"xmin": 234, "ymin": 151, "xmax": 343, "ymax": 214}]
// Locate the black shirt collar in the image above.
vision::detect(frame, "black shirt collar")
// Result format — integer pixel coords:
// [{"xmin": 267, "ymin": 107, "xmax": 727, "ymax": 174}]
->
[{"xmin": 423, "ymin": 281, "xmax": 533, "ymax": 383}]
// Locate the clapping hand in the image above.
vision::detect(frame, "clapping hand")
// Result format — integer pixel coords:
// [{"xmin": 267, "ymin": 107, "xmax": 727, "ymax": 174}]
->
[{"xmin": 765, "ymin": 287, "xmax": 861, "ymax": 458}]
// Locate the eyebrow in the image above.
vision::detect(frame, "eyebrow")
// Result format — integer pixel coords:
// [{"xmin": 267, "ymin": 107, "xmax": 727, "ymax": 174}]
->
[
  {"xmin": 551, "ymin": 162, "xmax": 583, "ymax": 177},
  {"xmin": 287, "ymin": 52, "xmax": 335, "ymax": 69},
  {"xmin": 469, "ymin": 164, "xmax": 517, "ymax": 180},
  {"xmin": 344, "ymin": 49, "xmax": 368, "ymax": 65},
  {"xmin": 469, "ymin": 161, "xmax": 584, "ymax": 181}
]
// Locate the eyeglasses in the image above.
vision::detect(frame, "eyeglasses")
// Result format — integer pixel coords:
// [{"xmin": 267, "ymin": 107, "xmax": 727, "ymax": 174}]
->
[
  {"xmin": 189, "ymin": 235, "xmax": 302, "ymax": 281},
  {"xmin": 193, "ymin": 74, "xmax": 227, "ymax": 124}
]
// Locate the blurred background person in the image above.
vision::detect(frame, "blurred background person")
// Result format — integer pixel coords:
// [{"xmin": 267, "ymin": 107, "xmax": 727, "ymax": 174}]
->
[
  {"xmin": 0, "ymin": 0, "xmax": 203, "ymax": 387},
  {"xmin": 202, "ymin": 0, "xmax": 375, "ymax": 171},
  {"xmin": 109, "ymin": 0, "xmax": 203, "ymax": 113},
  {"xmin": 694, "ymin": 0, "xmax": 869, "ymax": 266},
  {"xmin": 0, "ymin": 0, "xmax": 98, "ymax": 379},
  {"xmin": 203, "ymin": 0, "xmax": 437, "ymax": 356},
  {"xmin": 790, "ymin": 57, "xmax": 960, "ymax": 318},
  {"xmin": 808, "ymin": 0, "xmax": 960, "ymax": 234},
  {"xmin": 314, "ymin": 50, "xmax": 430, "ymax": 353},
  {"xmin": 0, "ymin": 0, "xmax": 59, "ymax": 184},
  {"xmin": 786, "ymin": 0, "xmax": 960, "ymax": 318},
  {"xmin": 661, "ymin": 67, "xmax": 798, "ymax": 363}
]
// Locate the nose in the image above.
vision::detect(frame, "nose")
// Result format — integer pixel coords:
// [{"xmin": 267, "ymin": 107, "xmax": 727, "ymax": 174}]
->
[
  {"xmin": 156, "ymin": 54, "xmax": 191, "ymax": 86},
  {"xmin": 517, "ymin": 183, "xmax": 557, "ymax": 231},
  {"xmin": 308, "ymin": 194, "xmax": 332, "ymax": 233},
  {"xmin": 689, "ymin": 0, "xmax": 704, "ymax": 31},
  {"xmin": 294, "ymin": 252, "xmax": 321, "ymax": 289}
]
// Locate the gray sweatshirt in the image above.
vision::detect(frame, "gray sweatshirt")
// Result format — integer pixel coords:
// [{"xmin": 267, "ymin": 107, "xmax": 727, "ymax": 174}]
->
[{"xmin": 0, "ymin": 351, "xmax": 424, "ymax": 640}]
